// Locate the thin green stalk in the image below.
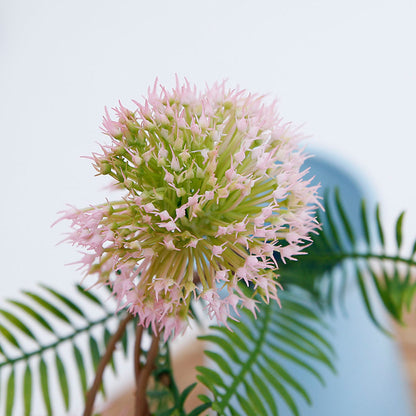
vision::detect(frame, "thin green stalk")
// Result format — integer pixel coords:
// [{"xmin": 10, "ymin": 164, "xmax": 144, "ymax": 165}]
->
[
  {"xmin": 0, "ymin": 312, "xmax": 119, "ymax": 369},
  {"xmin": 312, "ymin": 252, "xmax": 416, "ymax": 266}
]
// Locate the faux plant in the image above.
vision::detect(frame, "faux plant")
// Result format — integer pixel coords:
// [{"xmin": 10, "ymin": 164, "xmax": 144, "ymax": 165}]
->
[{"xmin": 1, "ymin": 79, "xmax": 415, "ymax": 416}]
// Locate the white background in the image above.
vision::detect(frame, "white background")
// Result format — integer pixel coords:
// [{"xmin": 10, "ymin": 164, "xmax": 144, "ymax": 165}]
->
[
  {"xmin": 1, "ymin": 1, "xmax": 415, "ymax": 414},
  {"xmin": 1, "ymin": 0, "xmax": 415, "ymax": 297}
]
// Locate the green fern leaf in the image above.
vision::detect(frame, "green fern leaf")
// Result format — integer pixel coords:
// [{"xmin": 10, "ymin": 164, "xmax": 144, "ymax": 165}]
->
[
  {"xmin": 23, "ymin": 363, "xmax": 32, "ymax": 416},
  {"xmin": 244, "ymin": 379, "xmax": 269, "ymax": 415},
  {"xmin": 73, "ymin": 343, "xmax": 88, "ymax": 396},
  {"xmin": 0, "ymin": 309, "xmax": 38, "ymax": 343},
  {"xmin": 258, "ymin": 362, "xmax": 300, "ymax": 416},
  {"xmin": 204, "ymin": 351, "xmax": 234, "ymax": 377},
  {"xmin": 266, "ymin": 342, "xmax": 325, "ymax": 386},
  {"xmin": 335, "ymin": 188, "xmax": 355, "ymax": 246},
  {"xmin": 5, "ymin": 368, "xmax": 15, "ymax": 416},
  {"xmin": 411, "ymin": 240, "xmax": 416, "ymax": 258},
  {"xmin": 40, "ymin": 285, "xmax": 87, "ymax": 319},
  {"xmin": 121, "ymin": 324, "xmax": 129, "ymax": 357},
  {"xmin": 263, "ymin": 355, "xmax": 312, "ymax": 405},
  {"xmin": 89, "ymin": 335, "xmax": 101, "ymax": 371},
  {"xmin": 200, "ymin": 335, "xmax": 242, "ymax": 364},
  {"xmin": 0, "ymin": 324, "xmax": 21, "ymax": 350},
  {"xmin": 177, "ymin": 382, "xmax": 197, "ymax": 409},
  {"xmin": 323, "ymin": 190, "xmax": 343, "ymax": 250},
  {"xmin": 236, "ymin": 392, "xmax": 257, "ymax": 415},
  {"xmin": 55, "ymin": 352, "xmax": 70, "ymax": 410},
  {"xmin": 375, "ymin": 204, "xmax": 385, "ymax": 249},
  {"xmin": 187, "ymin": 402, "xmax": 212, "ymax": 416},
  {"xmin": 280, "ymin": 189, "xmax": 416, "ymax": 332},
  {"xmin": 0, "ymin": 284, "xmax": 134, "ymax": 415},
  {"xmin": 39, "ymin": 357, "xmax": 52, "ymax": 416},
  {"xmin": 196, "ymin": 366, "xmax": 226, "ymax": 389},
  {"xmin": 7, "ymin": 300, "xmax": 55, "ymax": 334},
  {"xmin": 360, "ymin": 200, "xmax": 371, "ymax": 247},
  {"xmin": 277, "ymin": 311, "xmax": 334, "ymax": 355},
  {"xmin": 196, "ymin": 292, "xmax": 333, "ymax": 416},
  {"xmin": 76, "ymin": 284, "xmax": 105, "ymax": 307},
  {"xmin": 22, "ymin": 291, "xmax": 71, "ymax": 324},
  {"xmin": 249, "ymin": 370, "xmax": 278, "ymax": 416},
  {"xmin": 395, "ymin": 211, "xmax": 405, "ymax": 250}
]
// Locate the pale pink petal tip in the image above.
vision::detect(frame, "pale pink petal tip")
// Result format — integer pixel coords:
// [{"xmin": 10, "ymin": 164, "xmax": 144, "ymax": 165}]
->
[{"xmin": 58, "ymin": 78, "xmax": 320, "ymax": 339}]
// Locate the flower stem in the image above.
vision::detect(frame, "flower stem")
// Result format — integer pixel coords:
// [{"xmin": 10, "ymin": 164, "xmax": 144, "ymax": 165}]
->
[
  {"xmin": 135, "ymin": 332, "xmax": 160, "ymax": 416},
  {"xmin": 83, "ymin": 314, "xmax": 133, "ymax": 416},
  {"xmin": 134, "ymin": 325, "xmax": 144, "ymax": 383}
]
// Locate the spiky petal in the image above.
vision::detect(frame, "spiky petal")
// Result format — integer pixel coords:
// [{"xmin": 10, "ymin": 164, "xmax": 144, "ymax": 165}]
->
[{"xmin": 59, "ymin": 79, "xmax": 320, "ymax": 339}]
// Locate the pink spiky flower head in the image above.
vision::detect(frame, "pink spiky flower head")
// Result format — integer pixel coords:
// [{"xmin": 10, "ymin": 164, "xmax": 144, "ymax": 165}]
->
[{"xmin": 60, "ymin": 79, "xmax": 319, "ymax": 340}]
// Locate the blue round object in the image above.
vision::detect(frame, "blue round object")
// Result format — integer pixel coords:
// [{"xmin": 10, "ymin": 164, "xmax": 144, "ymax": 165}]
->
[
  {"xmin": 281, "ymin": 154, "xmax": 414, "ymax": 416},
  {"xmin": 226, "ymin": 153, "xmax": 414, "ymax": 416}
]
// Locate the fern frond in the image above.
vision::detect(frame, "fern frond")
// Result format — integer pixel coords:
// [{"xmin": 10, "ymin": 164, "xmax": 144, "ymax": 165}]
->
[
  {"xmin": 0, "ymin": 284, "xmax": 134, "ymax": 415},
  {"xmin": 146, "ymin": 341, "xmax": 211, "ymax": 416},
  {"xmin": 280, "ymin": 188, "xmax": 416, "ymax": 330},
  {"xmin": 195, "ymin": 291, "xmax": 334, "ymax": 416}
]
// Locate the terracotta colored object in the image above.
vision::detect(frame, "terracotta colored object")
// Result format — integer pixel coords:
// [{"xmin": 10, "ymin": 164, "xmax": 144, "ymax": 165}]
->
[{"xmin": 102, "ymin": 340, "xmax": 206, "ymax": 415}]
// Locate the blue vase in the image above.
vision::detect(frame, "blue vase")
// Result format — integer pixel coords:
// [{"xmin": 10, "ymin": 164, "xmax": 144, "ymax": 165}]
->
[
  {"xmin": 277, "ymin": 154, "xmax": 414, "ymax": 416},
  {"xmin": 222, "ymin": 153, "xmax": 414, "ymax": 416}
]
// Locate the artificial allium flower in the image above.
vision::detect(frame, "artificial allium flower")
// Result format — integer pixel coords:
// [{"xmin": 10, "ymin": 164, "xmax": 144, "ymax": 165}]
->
[{"xmin": 60, "ymin": 79, "xmax": 319, "ymax": 340}]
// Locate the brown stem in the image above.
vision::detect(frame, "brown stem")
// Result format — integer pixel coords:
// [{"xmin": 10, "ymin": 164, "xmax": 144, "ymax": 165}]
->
[
  {"xmin": 83, "ymin": 314, "xmax": 133, "ymax": 416},
  {"xmin": 135, "ymin": 332, "xmax": 161, "ymax": 416},
  {"xmin": 134, "ymin": 325, "xmax": 144, "ymax": 382}
]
